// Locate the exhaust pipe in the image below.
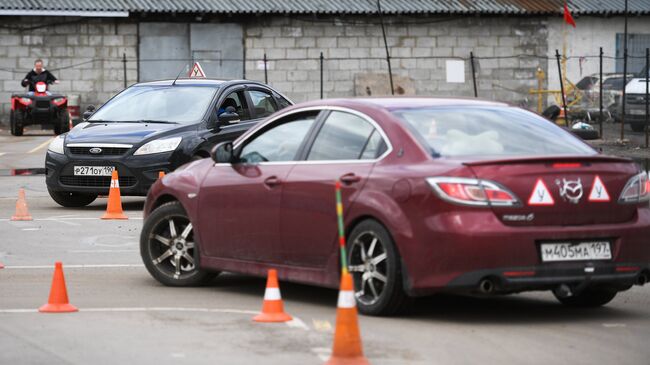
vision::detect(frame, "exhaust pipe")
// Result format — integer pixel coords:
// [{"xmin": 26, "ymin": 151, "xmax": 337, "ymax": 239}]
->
[
  {"xmin": 479, "ymin": 278, "xmax": 496, "ymax": 294},
  {"xmin": 637, "ymin": 273, "xmax": 649, "ymax": 286}
]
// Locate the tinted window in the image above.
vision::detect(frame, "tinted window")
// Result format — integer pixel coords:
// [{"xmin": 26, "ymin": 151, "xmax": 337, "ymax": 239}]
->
[
  {"xmin": 90, "ymin": 85, "xmax": 218, "ymax": 123},
  {"xmin": 602, "ymin": 77, "xmax": 626, "ymax": 90},
  {"xmin": 576, "ymin": 76, "xmax": 597, "ymax": 90},
  {"xmin": 393, "ymin": 107, "xmax": 596, "ymax": 157},
  {"xmin": 249, "ymin": 90, "xmax": 278, "ymax": 118},
  {"xmin": 307, "ymin": 111, "xmax": 381, "ymax": 161},
  {"xmin": 218, "ymin": 91, "xmax": 250, "ymax": 121},
  {"xmin": 239, "ymin": 113, "xmax": 317, "ymax": 163},
  {"xmin": 276, "ymin": 96, "xmax": 292, "ymax": 109}
]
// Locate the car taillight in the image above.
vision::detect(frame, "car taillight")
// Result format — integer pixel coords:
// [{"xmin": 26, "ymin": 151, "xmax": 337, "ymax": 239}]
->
[
  {"xmin": 618, "ymin": 172, "xmax": 650, "ymax": 204},
  {"xmin": 426, "ymin": 177, "xmax": 520, "ymax": 207}
]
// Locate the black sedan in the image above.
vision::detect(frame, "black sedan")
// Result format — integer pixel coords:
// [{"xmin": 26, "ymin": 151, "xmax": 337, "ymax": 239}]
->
[{"xmin": 45, "ymin": 78, "xmax": 292, "ymax": 207}]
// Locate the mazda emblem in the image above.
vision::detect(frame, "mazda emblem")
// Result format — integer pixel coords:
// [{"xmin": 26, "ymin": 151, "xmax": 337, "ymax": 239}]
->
[
  {"xmin": 555, "ymin": 178, "xmax": 583, "ymax": 204},
  {"xmin": 89, "ymin": 147, "xmax": 102, "ymax": 154}
]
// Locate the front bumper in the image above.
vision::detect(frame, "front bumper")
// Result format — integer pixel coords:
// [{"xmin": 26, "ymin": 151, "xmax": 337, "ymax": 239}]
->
[
  {"xmin": 400, "ymin": 208, "xmax": 650, "ymax": 296},
  {"xmin": 45, "ymin": 150, "xmax": 174, "ymax": 196}
]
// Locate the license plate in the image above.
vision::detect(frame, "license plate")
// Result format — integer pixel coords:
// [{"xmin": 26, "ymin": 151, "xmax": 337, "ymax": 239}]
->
[
  {"xmin": 73, "ymin": 165, "xmax": 115, "ymax": 176},
  {"xmin": 540, "ymin": 241, "xmax": 612, "ymax": 262},
  {"xmin": 629, "ymin": 109, "xmax": 645, "ymax": 115}
]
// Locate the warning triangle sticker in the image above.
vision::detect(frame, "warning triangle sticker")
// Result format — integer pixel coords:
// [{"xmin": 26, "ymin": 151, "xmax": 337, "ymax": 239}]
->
[
  {"xmin": 528, "ymin": 179, "xmax": 555, "ymax": 206},
  {"xmin": 588, "ymin": 175, "xmax": 610, "ymax": 202},
  {"xmin": 188, "ymin": 62, "xmax": 206, "ymax": 78}
]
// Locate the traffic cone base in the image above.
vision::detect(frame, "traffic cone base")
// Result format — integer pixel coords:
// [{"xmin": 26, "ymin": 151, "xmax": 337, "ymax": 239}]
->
[
  {"xmin": 101, "ymin": 170, "xmax": 128, "ymax": 220},
  {"xmin": 39, "ymin": 302, "xmax": 78, "ymax": 313},
  {"xmin": 253, "ymin": 269, "xmax": 293, "ymax": 323},
  {"xmin": 11, "ymin": 188, "xmax": 33, "ymax": 221},
  {"xmin": 325, "ymin": 273, "xmax": 369, "ymax": 365},
  {"xmin": 39, "ymin": 262, "xmax": 78, "ymax": 314}
]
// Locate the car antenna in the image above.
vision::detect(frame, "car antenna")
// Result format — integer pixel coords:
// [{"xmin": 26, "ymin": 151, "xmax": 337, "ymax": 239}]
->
[{"xmin": 171, "ymin": 65, "xmax": 187, "ymax": 86}]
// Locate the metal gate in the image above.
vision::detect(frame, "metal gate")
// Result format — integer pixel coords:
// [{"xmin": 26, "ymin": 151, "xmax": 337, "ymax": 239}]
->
[
  {"xmin": 139, "ymin": 23, "xmax": 243, "ymax": 81},
  {"xmin": 616, "ymin": 33, "xmax": 650, "ymax": 75}
]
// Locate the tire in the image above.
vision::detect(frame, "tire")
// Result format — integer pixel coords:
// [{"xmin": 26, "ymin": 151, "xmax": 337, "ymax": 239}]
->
[
  {"xmin": 347, "ymin": 219, "xmax": 410, "ymax": 316},
  {"xmin": 570, "ymin": 128, "xmax": 600, "ymax": 140},
  {"xmin": 54, "ymin": 111, "xmax": 70, "ymax": 135},
  {"xmin": 553, "ymin": 287, "xmax": 618, "ymax": 308},
  {"xmin": 630, "ymin": 122, "xmax": 647, "ymax": 133},
  {"xmin": 11, "ymin": 110, "xmax": 24, "ymax": 136},
  {"xmin": 140, "ymin": 201, "xmax": 217, "ymax": 286},
  {"xmin": 48, "ymin": 188, "xmax": 98, "ymax": 207}
]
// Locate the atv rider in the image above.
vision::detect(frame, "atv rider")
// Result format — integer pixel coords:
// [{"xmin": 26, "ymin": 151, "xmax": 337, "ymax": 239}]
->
[{"xmin": 21, "ymin": 59, "xmax": 58, "ymax": 92}]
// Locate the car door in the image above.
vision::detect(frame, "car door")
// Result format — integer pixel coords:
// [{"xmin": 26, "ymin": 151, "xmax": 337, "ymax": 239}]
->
[
  {"xmin": 279, "ymin": 109, "xmax": 390, "ymax": 268},
  {"xmin": 201, "ymin": 86, "xmax": 257, "ymax": 148},
  {"xmin": 198, "ymin": 110, "xmax": 321, "ymax": 263}
]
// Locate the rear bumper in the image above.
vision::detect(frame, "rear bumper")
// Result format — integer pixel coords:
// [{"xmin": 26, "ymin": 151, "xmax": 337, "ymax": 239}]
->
[{"xmin": 399, "ymin": 208, "xmax": 650, "ymax": 296}]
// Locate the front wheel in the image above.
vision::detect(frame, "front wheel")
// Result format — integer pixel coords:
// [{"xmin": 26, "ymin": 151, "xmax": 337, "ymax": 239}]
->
[
  {"xmin": 347, "ymin": 219, "xmax": 409, "ymax": 316},
  {"xmin": 11, "ymin": 109, "xmax": 24, "ymax": 136},
  {"xmin": 140, "ymin": 201, "xmax": 217, "ymax": 286},
  {"xmin": 554, "ymin": 287, "xmax": 618, "ymax": 307},
  {"xmin": 48, "ymin": 188, "xmax": 97, "ymax": 207}
]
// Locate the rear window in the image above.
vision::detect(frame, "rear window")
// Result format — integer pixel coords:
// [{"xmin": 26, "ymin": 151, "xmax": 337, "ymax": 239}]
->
[{"xmin": 392, "ymin": 107, "xmax": 596, "ymax": 157}]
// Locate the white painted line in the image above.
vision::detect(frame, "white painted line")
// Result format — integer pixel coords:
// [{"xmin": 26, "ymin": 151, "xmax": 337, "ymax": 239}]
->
[
  {"xmin": 311, "ymin": 347, "xmax": 331, "ymax": 362},
  {"xmin": 0, "ymin": 217, "xmax": 143, "ymax": 222},
  {"xmin": 69, "ymin": 249, "xmax": 138, "ymax": 253},
  {"xmin": 27, "ymin": 137, "xmax": 54, "ymax": 154},
  {"xmin": 3, "ymin": 264, "xmax": 144, "ymax": 269},
  {"xmin": 602, "ymin": 323, "xmax": 627, "ymax": 328},
  {"xmin": 286, "ymin": 317, "xmax": 310, "ymax": 331},
  {"xmin": 0, "ymin": 307, "xmax": 259, "ymax": 315},
  {"xmin": 21, "ymin": 227, "xmax": 41, "ymax": 231},
  {"xmin": 0, "ymin": 152, "xmax": 6, "ymax": 157}
]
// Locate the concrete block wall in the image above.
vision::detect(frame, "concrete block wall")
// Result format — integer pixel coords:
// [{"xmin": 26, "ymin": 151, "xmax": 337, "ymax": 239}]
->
[
  {"xmin": 0, "ymin": 16, "xmax": 138, "ymax": 123},
  {"xmin": 244, "ymin": 16, "xmax": 549, "ymax": 105}
]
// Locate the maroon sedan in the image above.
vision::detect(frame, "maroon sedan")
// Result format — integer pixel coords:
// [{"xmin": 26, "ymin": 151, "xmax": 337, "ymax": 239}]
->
[{"xmin": 140, "ymin": 98, "xmax": 650, "ymax": 315}]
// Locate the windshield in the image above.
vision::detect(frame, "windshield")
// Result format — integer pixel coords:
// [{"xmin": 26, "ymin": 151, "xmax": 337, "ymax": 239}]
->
[
  {"xmin": 392, "ymin": 106, "xmax": 596, "ymax": 157},
  {"xmin": 89, "ymin": 85, "xmax": 219, "ymax": 123}
]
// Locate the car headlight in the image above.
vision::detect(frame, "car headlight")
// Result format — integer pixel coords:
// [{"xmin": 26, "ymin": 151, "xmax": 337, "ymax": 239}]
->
[
  {"xmin": 134, "ymin": 137, "xmax": 182, "ymax": 156},
  {"xmin": 48, "ymin": 135, "xmax": 65, "ymax": 154}
]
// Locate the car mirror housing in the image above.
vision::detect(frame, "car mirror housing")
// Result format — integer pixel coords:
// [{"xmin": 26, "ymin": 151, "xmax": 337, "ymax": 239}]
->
[
  {"xmin": 211, "ymin": 141, "xmax": 234, "ymax": 163},
  {"xmin": 218, "ymin": 106, "xmax": 240, "ymax": 125}
]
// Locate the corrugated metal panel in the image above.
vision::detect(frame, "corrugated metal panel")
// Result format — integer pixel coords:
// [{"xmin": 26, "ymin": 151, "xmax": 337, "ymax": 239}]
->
[{"xmin": 0, "ymin": 0, "xmax": 649, "ymax": 15}]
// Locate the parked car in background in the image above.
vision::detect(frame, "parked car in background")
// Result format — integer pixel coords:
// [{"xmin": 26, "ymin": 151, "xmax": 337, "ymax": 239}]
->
[
  {"xmin": 623, "ymin": 66, "xmax": 650, "ymax": 132},
  {"xmin": 572, "ymin": 73, "xmax": 632, "ymax": 123},
  {"xmin": 45, "ymin": 78, "xmax": 292, "ymax": 207},
  {"xmin": 140, "ymin": 97, "xmax": 650, "ymax": 316}
]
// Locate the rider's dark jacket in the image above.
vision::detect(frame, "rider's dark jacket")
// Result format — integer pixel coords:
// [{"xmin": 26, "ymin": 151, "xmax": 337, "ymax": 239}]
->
[{"xmin": 21, "ymin": 69, "xmax": 57, "ymax": 91}]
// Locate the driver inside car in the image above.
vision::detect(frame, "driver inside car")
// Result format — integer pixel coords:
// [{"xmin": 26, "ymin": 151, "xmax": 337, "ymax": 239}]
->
[{"xmin": 21, "ymin": 59, "xmax": 58, "ymax": 92}]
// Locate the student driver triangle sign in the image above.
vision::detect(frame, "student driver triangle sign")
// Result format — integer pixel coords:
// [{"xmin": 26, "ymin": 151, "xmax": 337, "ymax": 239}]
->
[
  {"xmin": 588, "ymin": 175, "xmax": 610, "ymax": 202},
  {"xmin": 528, "ymin": 179, "xmax": 554, "ymax": 206},
  {"xmin": 188, "ymin": 62, "xmax": 206, "ymax": 78}
]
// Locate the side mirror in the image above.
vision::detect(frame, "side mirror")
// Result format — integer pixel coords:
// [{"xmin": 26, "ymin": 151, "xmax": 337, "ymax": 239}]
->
[
  {"xmin": 211, "ymin": 141, "xmax": 234, "ymax": 163},
  {"xmin": 218, "ymin": 106, "xmax": 240, "ymax": 125},
  {"xmin": 83, "ymin": 105, "xmax": 95, "ymax": 120}
]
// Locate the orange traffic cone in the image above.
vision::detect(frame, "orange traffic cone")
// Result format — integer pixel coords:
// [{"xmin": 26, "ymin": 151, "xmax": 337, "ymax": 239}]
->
[
  {"xmin": 253, "ymin": 269, "xmax": 293, "ymax": 322},
  {"xmin": 11, "ymin": 188, "xmax": 33, "ymax": 221},
  {"xmin": 101, "ymin": 170, "xmax": 128, "ymax": 220},
  {"xmin": 158, "ymin": 171, "xmax": 165, "ymax": 179},
  {"xmin": 39, "ymin": 262, "xmax": 78, "ymax": 313},
  {"xmin": 324, "ymin": 272, "xmax": 369, "ymax": 365}
]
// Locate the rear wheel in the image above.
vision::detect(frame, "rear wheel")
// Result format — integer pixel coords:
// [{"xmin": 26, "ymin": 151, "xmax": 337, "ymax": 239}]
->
[
  {"xmin": 630, "ymin": 122, "xmax": 647, "ymax": 133},
  {"xmin": 140, "ymin": 201, "xmax": 217, "ymax": 286},
  {"xmin": 11, "ymin": 110, "xmax": 24, "ymax": 136},
  {"xmin": 54, "ymin": 111, "xmax": 70, "ymax": 135},
  {"xmin": 554, "ymin": 287, "xmax": 618, "ymax": 307},
  {"xmin": 347, "ymin": 219, "xmax": 409, "ymax": 316},
  {"xmin": 48, "ymin": 188, "xmax": 97, "ymax": 207}
]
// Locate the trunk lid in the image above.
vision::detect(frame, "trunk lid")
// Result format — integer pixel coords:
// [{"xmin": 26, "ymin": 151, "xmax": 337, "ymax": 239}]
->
[{"xmin": 465, "ymin": 155, "xmax": 639, "ymax": 226}]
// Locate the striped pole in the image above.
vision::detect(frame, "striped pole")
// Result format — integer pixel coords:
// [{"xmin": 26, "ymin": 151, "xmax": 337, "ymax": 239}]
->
[{"xmin": 335, "ymin": 181, "xmax": 348, "ymax": 275}]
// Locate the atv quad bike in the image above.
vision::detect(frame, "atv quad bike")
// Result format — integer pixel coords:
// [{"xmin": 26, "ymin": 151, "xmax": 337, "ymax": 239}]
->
[{"xmin": 10, "ymin": 81, "xmax": 70, "ymax": 136}]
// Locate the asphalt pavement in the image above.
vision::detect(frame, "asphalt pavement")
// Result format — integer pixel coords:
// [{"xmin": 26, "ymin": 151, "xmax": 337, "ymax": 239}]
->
[{"xmin": 0, "ymin": 130, "xmax": 649, "ymax": 365}]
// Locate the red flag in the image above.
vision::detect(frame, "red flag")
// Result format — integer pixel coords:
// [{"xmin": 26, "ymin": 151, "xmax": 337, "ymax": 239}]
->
[{"xmin": 564, "ymin": 2, "xmax": 576, "ymax": 27}]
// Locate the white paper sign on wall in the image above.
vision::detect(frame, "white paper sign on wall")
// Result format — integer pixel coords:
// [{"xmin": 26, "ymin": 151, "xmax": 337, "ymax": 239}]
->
[{"xmin": 446, "ymin": 60, "xmax": 465, "ymax": 83}]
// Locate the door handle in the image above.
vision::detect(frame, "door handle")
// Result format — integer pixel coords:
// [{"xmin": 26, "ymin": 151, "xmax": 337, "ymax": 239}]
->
[
  {"xmin": 264, "ymin": 176, "xmax": 281, "ymax": 187},
  {"xmin": 339, "ymin": 173, "xmax": 361, "ymax": 184}
]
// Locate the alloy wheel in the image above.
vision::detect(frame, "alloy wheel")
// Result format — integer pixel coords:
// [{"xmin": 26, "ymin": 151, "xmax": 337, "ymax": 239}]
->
[
  {"xmin": 148, "ymin": 215, "xmax": 196, "ymax": 280},
  {"xmin": 348, "ymin": 231, "xmax": 389, "ymax": 306}
]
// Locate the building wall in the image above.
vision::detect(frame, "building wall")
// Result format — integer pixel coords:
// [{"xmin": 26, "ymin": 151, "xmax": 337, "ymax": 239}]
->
[
  {"xmin": 243, "ymin": 16, "xmax": 549, "ymax": 105},
  {"xmin": 546, "ymin": 16, "xmax": 650, "ymax": 92},
  {"xmin": 0, "ymin": 16, "xmax": 137, "ymax": 122}
]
